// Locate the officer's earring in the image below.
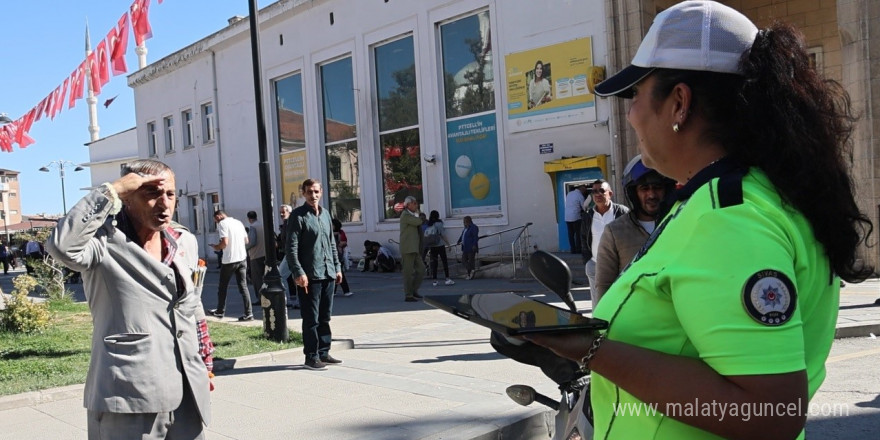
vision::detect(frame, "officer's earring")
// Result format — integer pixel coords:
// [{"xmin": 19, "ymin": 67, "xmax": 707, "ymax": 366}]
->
[{"xmin": 672, "ymin": 122, "xmax": 680, "ymax": 133}]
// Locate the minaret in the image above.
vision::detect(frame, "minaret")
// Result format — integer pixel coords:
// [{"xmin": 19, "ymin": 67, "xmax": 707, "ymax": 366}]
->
[{"xmin": 85, "ymin": 23, "xmax": 100, "ymax": 142}]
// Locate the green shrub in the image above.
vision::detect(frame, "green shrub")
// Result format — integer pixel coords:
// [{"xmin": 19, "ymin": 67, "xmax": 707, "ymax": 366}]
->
[{"xmin": 0, "ymin": 275, "xmax": 51, "ymax": 333}]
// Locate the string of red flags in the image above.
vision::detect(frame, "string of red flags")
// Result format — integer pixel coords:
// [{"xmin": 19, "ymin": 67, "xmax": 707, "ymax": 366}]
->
[{"xmin": 0, "ymin": 0, "xmax": 158, "ymax": 153}]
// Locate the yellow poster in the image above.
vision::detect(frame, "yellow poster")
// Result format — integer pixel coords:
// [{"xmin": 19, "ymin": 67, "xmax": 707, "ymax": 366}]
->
[
  {"xmin": 505, "ymin": 38, "xmax": 597, "ymax": 132},
  {"xmin": 280, "ymin": 149, "xmax": 308, "ymax": 207}
]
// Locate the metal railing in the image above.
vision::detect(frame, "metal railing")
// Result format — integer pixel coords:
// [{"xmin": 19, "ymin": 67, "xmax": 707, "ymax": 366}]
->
[{"xmin": 382, "ymin": 222, "xmax": 534, "ymax": 278}]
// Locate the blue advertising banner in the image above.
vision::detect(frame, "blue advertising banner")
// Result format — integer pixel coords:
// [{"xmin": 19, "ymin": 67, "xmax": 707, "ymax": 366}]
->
[{"xmin": 446, "ymin": 113, "xmax": 502, "ymax": 214}]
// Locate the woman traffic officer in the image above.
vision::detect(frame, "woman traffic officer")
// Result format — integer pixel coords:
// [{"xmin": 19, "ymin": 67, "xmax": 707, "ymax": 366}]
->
[{"xmin": 525, "ymin": 1, "xmax": 873, "ymax": 439}]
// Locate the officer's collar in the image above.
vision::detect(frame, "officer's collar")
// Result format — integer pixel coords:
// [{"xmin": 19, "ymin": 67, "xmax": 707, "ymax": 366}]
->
[{"xmin": 673, "ymin": 156, "xmax": 745, "ymax": 202}]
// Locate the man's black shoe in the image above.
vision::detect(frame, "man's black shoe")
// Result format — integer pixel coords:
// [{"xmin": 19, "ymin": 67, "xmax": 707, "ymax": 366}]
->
[
  {"xmin": 238, "ymin": 314, "xmax": 254, "ymax": 322},
  {"xmin": 304, "ymin": 358, "xmax": 327, "ymax": 370},
  {"xmin": 413, "ymin": 293, "xmax": 423, "ymax": 299},
  {"xmin": 405, "ymin": 297, "xmax": 418, "ymax": 302},
  {"xmin": 251, "ymin": 300, "xmax": 261, "ymax": 306},
  {"xmin": 320, "ymin": 354, "xmax": 343, "ymax": 364},
  {"xmin": 209, "ymin": 309, "xmax": 224, "ymax": 318}
]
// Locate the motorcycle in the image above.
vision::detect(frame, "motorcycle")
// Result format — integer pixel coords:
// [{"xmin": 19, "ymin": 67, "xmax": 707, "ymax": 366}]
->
[{"xmin": 490, "ymin": 250, "xmax": 593, "ymax": 440}]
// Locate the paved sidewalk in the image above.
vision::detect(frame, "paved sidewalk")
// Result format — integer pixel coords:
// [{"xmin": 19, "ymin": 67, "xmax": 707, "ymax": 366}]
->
[{"xmin": 1, "ymin": 263, "xmax": 879, "ymax": 439}]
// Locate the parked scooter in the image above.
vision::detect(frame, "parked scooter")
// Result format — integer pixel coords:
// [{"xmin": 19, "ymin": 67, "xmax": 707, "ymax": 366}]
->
[{"xmin": 490, "ymin": 250, "xmax": 593, "ymax": 440}]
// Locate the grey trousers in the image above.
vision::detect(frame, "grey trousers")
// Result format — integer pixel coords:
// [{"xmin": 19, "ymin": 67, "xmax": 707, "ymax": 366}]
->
[
  {"xmin": 401, "ymin": 252, "xmax": 424, "ymax": 298},
  {"xmin": 87, "ymin": 387, "xmax": 204, "ymax": 440}
]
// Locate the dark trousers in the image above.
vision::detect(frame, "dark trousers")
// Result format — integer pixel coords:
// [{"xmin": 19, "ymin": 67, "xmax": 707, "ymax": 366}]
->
[
  {"xmin": 217, "ymin": 260, "xmax": 252, "ymax": 316},
  {"xmin": 1, "ymin": 256, "xmax": 8, "ymax": 274},
  {"xmin": 462, "ymin": 251, "xmax": 477, "ymax": 274},
  {"xmin": 566, "ymin": 220, "xmax": 582, "ymax": 253},
  {"xmin": 249, "ymin": 256, "xmax": 266, "ymax": 301},
  {"xmin": 298, "ymin": 278, "xmax": 335, "ymax": 360},
  {"xmin": 429, "ymin": 246, "xmax": 450, "ymax": 279},
  {"xmin": 334, "ymin": 271, "xmax": 350, "ymax": 294}
]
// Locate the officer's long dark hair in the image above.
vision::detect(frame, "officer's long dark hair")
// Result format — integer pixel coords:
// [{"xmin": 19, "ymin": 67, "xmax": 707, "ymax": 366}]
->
[{"xmin": 651, "ymin": 22, "xmax": 873, "ymax": 282}]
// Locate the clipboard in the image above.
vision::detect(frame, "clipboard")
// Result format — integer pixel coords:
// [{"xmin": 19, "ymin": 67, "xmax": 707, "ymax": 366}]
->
[{"xmin": 424, "ymin": 292, "xmax": 607, "ymax": 336}]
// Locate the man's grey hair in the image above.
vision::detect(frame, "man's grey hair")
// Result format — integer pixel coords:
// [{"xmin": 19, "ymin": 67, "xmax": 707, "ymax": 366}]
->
[
  {"xmin": 404, "ymin": 196, "xmax": 417, "ymax": 205},
  {"xmin": 121, "ymin": 159, "xmax": 173, "ymax": 177},
  {"xmin": 280, "ymin": 204, "xmax": 292, "ymax": 213}
]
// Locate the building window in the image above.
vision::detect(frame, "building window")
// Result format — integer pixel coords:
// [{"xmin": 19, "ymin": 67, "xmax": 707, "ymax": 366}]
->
[
  {"xmin": 202, "ymin": 103, "xmax": 215, "ymax": 143},
  {"xmin": 374, "ymin": 35, "xmax": 421, "ymax": 219},
  {"xmin": 439, "ymin": 10, "xmax": 502, "ymax": 215},
  {"xmin": 207, "ymin": 192, "xmax": 220, "ymax": 232},
  {"xmin": 147, "ymin": 121, "xmax": 157, "ymax": 156},
  {"xmin": 8, "ymin": 192, "xmax": 16, "ymax": 198},
  {"xmin": 274, "ymin": 72, "xmax": 307, "ymax": 207},
  {"xmin": 320, "ymin": 56, "xmax": 360, "ymax": 222},
  {"xmin": 189, "ymin": 195, "xmax": 200, "ymax": 233},
  {"xmin": 164, "ymin": 116, "xmax": 175, "ymax": 153},
  {"xmin": 182, "ymin": 109, "xmax": 194, "ymax": 149}
]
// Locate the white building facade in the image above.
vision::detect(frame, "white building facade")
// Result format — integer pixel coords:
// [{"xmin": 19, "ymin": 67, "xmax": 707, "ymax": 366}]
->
[{"xmin": 128, "ymin": 0, "xmax": 615, "ymax": 260}]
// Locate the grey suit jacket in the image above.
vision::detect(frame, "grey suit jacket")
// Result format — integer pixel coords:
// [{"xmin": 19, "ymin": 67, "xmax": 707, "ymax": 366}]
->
[{"xmin": 46, "ymin": 189, "xmax": 211, "ymax": 425}]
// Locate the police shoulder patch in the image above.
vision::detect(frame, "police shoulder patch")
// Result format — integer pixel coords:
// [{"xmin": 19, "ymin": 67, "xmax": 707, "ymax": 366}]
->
[{"xmin": 741, "ymin": 269, "xmax": 797, "ymax": 326}]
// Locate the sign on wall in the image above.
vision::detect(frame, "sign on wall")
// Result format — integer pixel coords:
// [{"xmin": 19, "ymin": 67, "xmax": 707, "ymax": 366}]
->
[
  {"xmin": 446, "ymin": 113, "xmax": 502, "ymax": 215},
  {"xmin": 505, "ymin": 38, "xmax": 597, "ymax": 133},
  {"xmin": 280, "ymin": 149, "xmax": 308, "ymax": 207}
]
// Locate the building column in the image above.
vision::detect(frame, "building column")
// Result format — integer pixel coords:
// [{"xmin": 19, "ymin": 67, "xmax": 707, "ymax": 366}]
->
[{"xmin": 838, "ymin": 0, "xmax": 880, "ymax": 273}]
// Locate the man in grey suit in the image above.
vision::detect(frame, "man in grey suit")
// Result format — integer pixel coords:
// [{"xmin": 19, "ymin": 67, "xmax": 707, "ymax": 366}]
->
[
  {"xmin": 47, "ymin": 159, "xmax": 211, "ymax": 439},
  {"xmin": 399, "ymin": 196, "xmax": 424, "ymax": 302}
]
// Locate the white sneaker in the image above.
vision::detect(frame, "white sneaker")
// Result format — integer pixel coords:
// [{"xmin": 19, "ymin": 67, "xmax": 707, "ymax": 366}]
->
[
  {"xmin": 432, "ymin": 280, "xmax": 438, "ymax": 287},
  {"xmin": 445, "ymin": 278, "xmax": 455, "ymax": 286},
  {"xmin": 343, "ymin": 291, "xmax": 354, "ymax": 297}
]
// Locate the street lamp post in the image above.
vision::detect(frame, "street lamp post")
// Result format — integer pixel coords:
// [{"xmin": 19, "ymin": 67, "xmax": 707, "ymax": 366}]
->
[
  {"xmin": 39, "ymin": 160, "xmax": 84, "ymax": 214},
  {"xmin": 247, "ymin": 0, "xmax": 288, "ymax": 341}
]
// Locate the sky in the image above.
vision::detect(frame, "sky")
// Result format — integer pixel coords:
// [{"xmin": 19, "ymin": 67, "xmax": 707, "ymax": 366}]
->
[{"xmin": 0, "ymin": 0, "xmax": 250, "ymax": 216}]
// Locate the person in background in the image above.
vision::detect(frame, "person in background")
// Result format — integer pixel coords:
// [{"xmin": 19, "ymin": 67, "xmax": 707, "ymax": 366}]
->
[
  {"xmin": 24, "ymin": 238, "xmax": 43, "ymax": 274},
  {"xmin": 564, "ymin": 184, "xmax": 588, "ymax": 253},
  {"xmin": 581, "ymin": 179, "xmax": 629, "ymax": 309},
  {"xmin": 374, "ymin": 242, "xmax": 396, "ymax": 273},
  {"xmin": 525, "ymin": 2, "xmax": 873, "ymax": 438},
  {"xmin": 399, "ymin": 196, "xmax": 424, "ymax": 302},
  {"xmin": 457, "ymin": 216, "xmax": 479, "ymax": 280},
  {"xmin": 361, "ymin": 240, "xmax": 378, "ymax": 272},
  {"xmin": 245, "ymin": 210, "xmax": 266, "ymax": 306},
  {"xmin": 331, "ymin": 218, "xmax": 354, "ymax": 297},
  {"xmin": 424, "ymin": 210, "xmax": 455, "ymax": 287},
  {"xmin": 276, "ymin": 204, "xmax": 299, "ymax": 309},
  {"xmin": 208, "ymin": 211, "xmax": 253, "ymax": 321},
  {"xmin": 594, "ymin": 155, "xmax": 675, "ymax": 302},
  {"xmin": 286, "ymin": 179, "xmax": 343, "ymax": 370},
  {"xmin": 0, "ymin": 241, "xmax": 9, "ymax": 275},
  {"xmin": 419, "ymin": 212, "xmax": 429, "ymax": 275},
  {"xmin": 46, "ymin": 159, "xmax": 211, "ymax": 438}
]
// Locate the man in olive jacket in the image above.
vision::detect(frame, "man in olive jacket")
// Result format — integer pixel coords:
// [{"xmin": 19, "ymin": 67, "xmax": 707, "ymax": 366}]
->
[{"xmin": 399, "ymin": 196, "xmax": 424, "ymax": 301}]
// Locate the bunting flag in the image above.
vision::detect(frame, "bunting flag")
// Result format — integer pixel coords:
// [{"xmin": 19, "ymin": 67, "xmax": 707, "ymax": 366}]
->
[
  {"xmin": 0, "ymin": 126, "xmax": 12, "ymax": 152},
  {"xmin": 43, "ymin": 92, "xmax": 55, "ymax": 119},
  {"xmin": 96, "ymin": 39, "xmax": 111, "ymax": 87},
  {"xmin": 108, "ymin": 13, "xmax": 130, "ymax": 76},
  {"xmin": 13, "ymin": 111, "xmax": 37, "ymax": 148},
  {"xmin": 33, "ymin": 98, "xmax": 47, "ymax": 123},
  {"xmin": 51, "ymin": 79, "xmax": 69, "ymax": 119},
  {"xmin": 131, "ymin": 0, "xmax": 153, "ymax": 46},
  {"xmin": 68, "ymin": 62, "xmax": 86, "ymax": 109},
  {"xmin": 87, "ymin": 51, "xmax": 102, "ymax": 96},
  {"xmin": 104, "ymin": 95, "xmax": 118, "ymax": 108}
]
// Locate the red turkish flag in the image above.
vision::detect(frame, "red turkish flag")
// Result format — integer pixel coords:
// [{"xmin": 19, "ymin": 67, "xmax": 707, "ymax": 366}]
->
[
  {"xmin": 52, "ymin": 79, "xmax": 69, "ymax": 119},
  {"xmin": 96, "ymin": 39, "xmax": 111, "ymax": 87},
  {"xmin": 108, "ymin": 13, "xmax": 130, "ymax": 76},
  {"xmin": 87, "ymin": 51, "xmax": 102, "ymax": 96},
  {"xmin": 0, "ymin": 126, "xmax": 12, "ymax": 152},
  {"xmin": 33, "ymin": 97, "xmax": 48, "ymax": 123},
  {"xmin": 42, "ymin": 92, "xmax": 54, "ymax": 119},
  {"xmin": 130, "ymin": 0, "xmax": 153, "ymax": 46},
  {"xmin": 68, "ymin": 63, "xmax": 86, "ymax": 109},
  {"xmin": 14, "ymin": 111, "xmax": 37, "ymax": 148}
]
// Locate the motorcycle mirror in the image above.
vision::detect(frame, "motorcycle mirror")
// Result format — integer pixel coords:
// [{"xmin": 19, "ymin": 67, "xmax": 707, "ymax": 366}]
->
[
  {"xmin": 529, "ymin": 250, "xmax": 577, "ymax": 312},
  {"xmin": 506, "ymin": 385, "xmax": 537, "ymax": 406}
]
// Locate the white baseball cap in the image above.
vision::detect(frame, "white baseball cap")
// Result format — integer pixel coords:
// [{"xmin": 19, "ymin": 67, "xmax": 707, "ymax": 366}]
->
[{"xmin": 595, "ymin": 1, "xmax": 758, "ymax": 98}]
